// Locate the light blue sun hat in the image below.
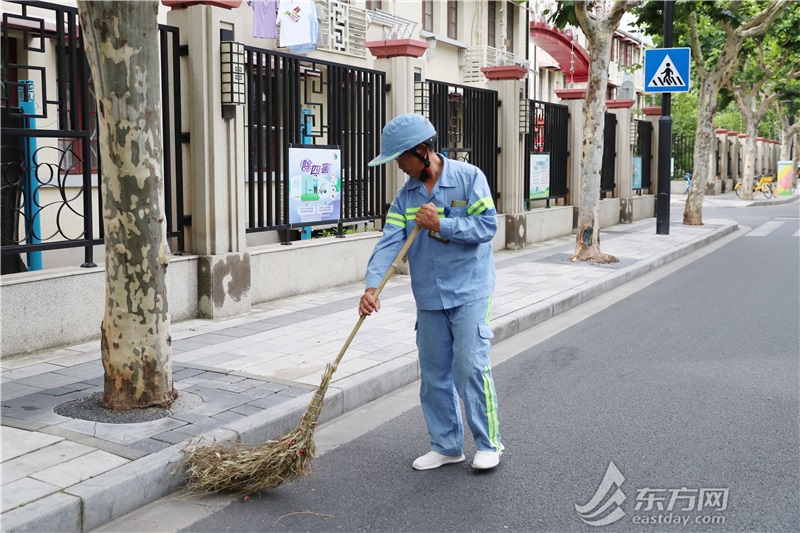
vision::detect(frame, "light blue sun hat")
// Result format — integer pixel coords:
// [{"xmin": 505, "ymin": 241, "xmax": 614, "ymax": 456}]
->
[{"xmin": 368, "ymin": 114, "xmax": 437, "ymax": 166}]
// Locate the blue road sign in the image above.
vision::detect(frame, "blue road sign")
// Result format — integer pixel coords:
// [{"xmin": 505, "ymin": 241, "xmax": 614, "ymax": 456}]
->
[{"xmin": 644, "ymin": 47, "xmax": 690, "ymax": 93}]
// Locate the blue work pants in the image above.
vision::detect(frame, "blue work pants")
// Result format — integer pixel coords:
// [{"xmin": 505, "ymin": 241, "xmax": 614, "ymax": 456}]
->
[{"xmin": 416, "ymin": 296, "xmax": 501, "ymax": 456}]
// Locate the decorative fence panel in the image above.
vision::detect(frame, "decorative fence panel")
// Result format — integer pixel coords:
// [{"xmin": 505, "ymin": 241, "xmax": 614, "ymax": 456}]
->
[
  {"xmin": 414, "ymin": 78, "xmax": 499, "ymax": 202},
  {"xmin": 244, "ymin": 45, "xmax": 387, "ymax": 234},
  {"xmin": 523, "ymin": 99, "xmax": 569, "ymax": 207},
  {"xmin": 600, "ymin": 112, "xmax": 617, "ymax": 197},
  {"xmin": 1, "ymin": 0, "xmax": 184, "ymax": 274},
  {"xmin": 634, "ymin": 119, "xmax": 653, "ymax": 192},
  {"xmin": 672, "ymin": 134, "xmax": 694, "ymax": 180}
]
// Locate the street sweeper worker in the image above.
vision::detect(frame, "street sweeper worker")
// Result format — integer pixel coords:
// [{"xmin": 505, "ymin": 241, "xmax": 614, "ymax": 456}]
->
[{"xmin": 358, "ymin": 113, "xmax": 503, "ymax": 471}]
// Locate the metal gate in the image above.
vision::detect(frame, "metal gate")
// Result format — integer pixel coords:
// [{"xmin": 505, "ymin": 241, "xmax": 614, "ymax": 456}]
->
[
  {"xmin": 413, "ymin": 78, "xmax": 498, "ymax": 202},
  {"xmin": 600, "ymin": 112, "xmax": 617, "ymax": 197},
  {"xmin": 523, "ymin": 99, "xmax": 569, "ymax": 207},
  {"xmin": 244, "ymin": 46, "xmax": 386, "ymax": 235},
  {"xmin": 727, "ymin": 143, "xmax": 732, "ymax": 179},
  {"xmin": 1, "ymin": 1, "xmax": 185, "ymax": 273},
  {"xmin": 634, "ymin": 119, "xmax": 653, "ymax": 192},
  {"xmin": 672, "ymin": 134, "xmax": 694, "ymax": 180}
]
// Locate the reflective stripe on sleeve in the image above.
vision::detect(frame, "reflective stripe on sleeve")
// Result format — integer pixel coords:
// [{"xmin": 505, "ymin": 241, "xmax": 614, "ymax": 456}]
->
[
  {"xmin": 468, "ymin": 197, "xmax": 495, "ymax": 216},
  {"xmin": 385, "ymin": 213, "xmax": 406, "ymax": 228}
]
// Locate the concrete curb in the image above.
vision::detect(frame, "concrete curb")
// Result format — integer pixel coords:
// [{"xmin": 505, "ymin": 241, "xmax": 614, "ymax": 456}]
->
[
  {"xmin": 748, "ymin": 193, "xmax": 799, "ymax": 207},
  {"xmin": 4, "ymin": 221, "xmax": 738, "ymax": 532}
]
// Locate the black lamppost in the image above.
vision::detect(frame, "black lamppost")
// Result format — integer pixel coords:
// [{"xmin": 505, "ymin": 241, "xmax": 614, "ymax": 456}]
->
[{"xmin": 656, "ymin": 0, "xmax": 674, "ymax": 235}]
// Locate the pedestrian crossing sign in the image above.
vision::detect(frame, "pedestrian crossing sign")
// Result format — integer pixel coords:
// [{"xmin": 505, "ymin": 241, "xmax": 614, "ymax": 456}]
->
[{"xmin": 644, "ymin": 47, "xmax": 690, "ymax": 93}]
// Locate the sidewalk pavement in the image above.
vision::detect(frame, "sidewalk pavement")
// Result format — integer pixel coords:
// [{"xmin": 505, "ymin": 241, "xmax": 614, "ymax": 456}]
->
[
  {"xmin": 0, "ymin": 204, "xmax": 772, "ymax": 532},
  {"xmin": 669, "ymin": 188, "xmax": 799, "ymax": 208}
]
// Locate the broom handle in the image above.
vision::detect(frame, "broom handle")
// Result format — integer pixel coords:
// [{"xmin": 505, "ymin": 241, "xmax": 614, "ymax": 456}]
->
[{"xmin": 330, "ymin": 224, "xmax": 421, "ymax": 369}]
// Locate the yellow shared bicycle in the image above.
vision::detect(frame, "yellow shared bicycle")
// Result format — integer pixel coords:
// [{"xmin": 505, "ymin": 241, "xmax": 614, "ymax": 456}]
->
[{"xmin": 734, "ymin": 176, "xmax": 773, "ymax": 199}]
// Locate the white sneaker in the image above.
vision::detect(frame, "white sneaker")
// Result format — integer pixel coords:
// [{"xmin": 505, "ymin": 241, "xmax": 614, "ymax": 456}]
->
[
  {"xmin": 472, "ymin": 444, "xmax": 505, "ymax": 470},
  {"xmin": 412, "ymin": 451, "xmax": 466, "ymax": 470}
]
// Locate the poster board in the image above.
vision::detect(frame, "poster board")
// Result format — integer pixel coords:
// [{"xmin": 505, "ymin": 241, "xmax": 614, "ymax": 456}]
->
[
  {"xmin": 288, "ymin": 145, "xmax": 342, "ymax": 225},
  {"xmin": 776, "ymin": 160, "xmax": 795, "ymax": 196},
  {"xmin": 529, "ymin": 153, "xmax": 551, "ymax": 199},
  {"xmin": 632, "ymin": 156, "xmax": 643, "ymax": 190}
]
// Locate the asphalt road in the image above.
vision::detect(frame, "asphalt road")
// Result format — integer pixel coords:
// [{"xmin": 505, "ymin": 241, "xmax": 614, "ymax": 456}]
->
[{"xmin": 101, "ymin": 202, "xmax": 800, "ymax": 533}]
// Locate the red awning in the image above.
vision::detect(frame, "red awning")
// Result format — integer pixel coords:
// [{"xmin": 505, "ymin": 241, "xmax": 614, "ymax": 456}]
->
[{"xmin": 530, "ymin": 21, "xmax": 589, "ymax": 83}]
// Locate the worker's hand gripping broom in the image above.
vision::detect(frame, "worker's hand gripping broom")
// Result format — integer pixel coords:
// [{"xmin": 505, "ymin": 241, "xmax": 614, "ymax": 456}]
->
[{"xmin": 181, "ymin": 225, "xmax": 422, "ymax": 494}]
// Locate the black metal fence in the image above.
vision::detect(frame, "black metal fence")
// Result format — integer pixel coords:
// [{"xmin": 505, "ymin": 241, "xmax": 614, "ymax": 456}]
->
[
  {"xmin": 244, "ymin": 45, "xmax": 386, "ymax": 235},
  {"xmin": 600, "ymin": 112, "xmax": 617, "ymax": 197},
  {"xmin": 414, "ymin": 78, "xmax": 498, "ymax": 202},
  {"xmin": 672, "ymin": 134, "xmax": 694, "ymax": 180},
  {"xmin": 523, "ymin": 99, "xmax": 569, "ymax": 207},
  {"xmin": 1, "ymin": 1, "xmax": 185, "ymax": 274},
  {"xmin": 634, "ymin": 119, "xmax": 652, "ymax": 192},
  {"xmin": 727, "ymin": 143, "xmax": 732, "ymax": 179}
]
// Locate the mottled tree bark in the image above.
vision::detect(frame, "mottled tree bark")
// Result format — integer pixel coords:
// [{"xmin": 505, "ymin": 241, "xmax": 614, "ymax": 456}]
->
[
  {"xmin": 683, "ymin": 2, "xmax": 788, "ymax": 224},
  {"xmin": 570, "ymin": 0, "xmax": 640, "ymax": 263},
  {"xmin": 78, "ymin": 1, "xmax": 175, "ymax": 409},
  {"xmin": 776, "ymin": 101, "xmax": 800, "ymax": 177},
  {"xmin": 730, "ymin": 46, "xmax": 797, "ymax": 199}
]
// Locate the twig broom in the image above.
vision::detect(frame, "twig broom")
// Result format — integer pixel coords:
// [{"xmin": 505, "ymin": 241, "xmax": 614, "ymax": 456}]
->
[{"xmin": 181, "ymin": 225, "xmax": 421, "ymax": 494}]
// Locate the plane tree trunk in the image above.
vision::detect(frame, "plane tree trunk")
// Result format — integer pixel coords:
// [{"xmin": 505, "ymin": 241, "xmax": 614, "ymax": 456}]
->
[
  {"xmin": 683, "ymin": 1, "xmax": 788, "ymax": 224},
  {"xmin": 77, "ymin": 1, "xmax": 175, "ymax": 409},
  {"xmin": 570, "ymin": 0, "xmax": 641, "ymax": 263}
]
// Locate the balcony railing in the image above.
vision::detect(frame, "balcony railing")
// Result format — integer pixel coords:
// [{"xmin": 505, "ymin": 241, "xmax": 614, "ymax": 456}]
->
[
  {"xmin": 463, "ymin": 46, "xmax": 528, "ymax": 84},
  {"xmin": 278, "ymin": 0, "xmax": 368, "ymax": 58}
]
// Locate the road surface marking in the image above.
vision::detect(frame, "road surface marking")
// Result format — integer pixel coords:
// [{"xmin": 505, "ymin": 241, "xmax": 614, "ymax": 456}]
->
[{"xmin": 746, "ymin": 221, "xmax": 784, "ymax": 237}]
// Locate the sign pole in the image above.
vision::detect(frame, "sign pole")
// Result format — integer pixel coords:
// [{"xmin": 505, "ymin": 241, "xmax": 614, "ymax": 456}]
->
[{"xmin": 656, "ymin": 0, "xmax": 674, "ymax": 235}]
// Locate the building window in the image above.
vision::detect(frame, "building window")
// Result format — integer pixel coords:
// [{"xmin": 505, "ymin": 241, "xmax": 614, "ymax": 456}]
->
[
  {"xmin": 611, "ymin": 36, "xmax": 617, "ymax": 62},
  {"xmin": 506, "ymin": 2, "xmax": 515, "ymax": 52},
  {"xmin": 488, "ymin": 1, "xmax": 497, "ymax": 48},
  {"xmin": 422, "ymin": 0, "xmax": 433, "ymax": 32},
  {"xmin": 366, "ymin": 0, "xmax": 382, "ymax": 10},
  {"xmin": 447, "ymin": 1, "xmax": 458, "ymax": 40}
]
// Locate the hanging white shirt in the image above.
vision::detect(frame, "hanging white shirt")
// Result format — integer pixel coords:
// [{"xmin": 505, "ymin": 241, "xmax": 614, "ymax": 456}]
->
[{"xmin": 277, "ymin": 0, "xmax": 316, "ymax": 48}]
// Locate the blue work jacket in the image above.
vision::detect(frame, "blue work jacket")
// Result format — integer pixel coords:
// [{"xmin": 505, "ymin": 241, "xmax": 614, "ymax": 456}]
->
[{"xmin": 365, "ymin": 156, "xmax": 497, "ymax": 311}]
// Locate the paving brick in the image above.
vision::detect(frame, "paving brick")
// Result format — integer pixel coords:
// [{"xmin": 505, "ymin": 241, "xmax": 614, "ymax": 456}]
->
[
  {"xmin": 185, "ymin": 417, "xmax": 227, "ymax": 434},
  {"xmin": 172, "ymin": 367, "xmax": 206, "ymax": 380},
  {"xmin": 15, "ymin": 372, "xmax": 82, "ymax": 389},
  {"xmin": 218, "ymin": 379, "xmax": 260, "ymax": 393},
  {"xmin": 0, "ymin": 492, "xmax": 81, "ymax": 533},
  {"xmin": 53, "ymin": 362, "xmax": 104, "ymax": 378},
  {"xmin": 246, "ymin": 396, "xmax": 288, "ymax": 410},
  {"xmin": 229, "ymin": 403, "xmax": 266, "ymax": 416},
  {"xmin": 1, "ymin": 427, "xmax": 63, "ymax": 461},
  {"xmin": 2, "ymin": 440, "xmax": 95, "ymax": 484},
  {"xmin": 214, "ymin": 374, "xmax": 247, "ymax": 384},
  {"xmin": 30, "ymin": 449, "xmax": 129, "ymax": 488},
  {"xmin": 170, "ymin": 411, "xmax": 209, "ymax": 425},
  {"xmin": 41, "ymin": 386, "xmax": 83, "ymax": 396},
  {"xmin": 171, "ymin": 339, "xmax": 211, "ymax": 353},
  {"xmin": 127, "ymin": 438, "xmax": 172, "ymax": 455},
  {"xmin": 151, "ymin": 429, "xmax": 194, "ymax": 444},
  {"xmin": 233, "ymin": 321, "xmax": 282, "ymax": 332},
  {"xmin": 1, "ymin": 382, "xmax": 43, "ymax": 401},
  {"xmin": 1, "ymin": 477, "xmax": 62, "ymax": 513},
  {"xmin": 211, "ymin": 410, "xmax": 246, "ymax": 424},
  {"xmin": 1, "ymin": 363, "xmax": 65, "ymax": 381}
]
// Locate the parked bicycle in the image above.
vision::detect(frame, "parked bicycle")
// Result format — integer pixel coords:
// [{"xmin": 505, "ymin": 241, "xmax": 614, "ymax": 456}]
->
[{"xmin": 734, "ymin": 176, "xmax": 774, "ymax": 198}]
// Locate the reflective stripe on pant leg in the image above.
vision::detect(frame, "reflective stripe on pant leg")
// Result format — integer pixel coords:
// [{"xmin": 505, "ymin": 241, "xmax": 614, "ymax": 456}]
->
[
  {"xmin": 416, "ymin": 309, "xmax": 464, "ymax": 456},
  {"xmin": 450, "ymin": 296, "xmax": 501, "ymax": 452},
  {"xmin": 482, "ymin": 365, "xmax": 500, "ymax": 451}
]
